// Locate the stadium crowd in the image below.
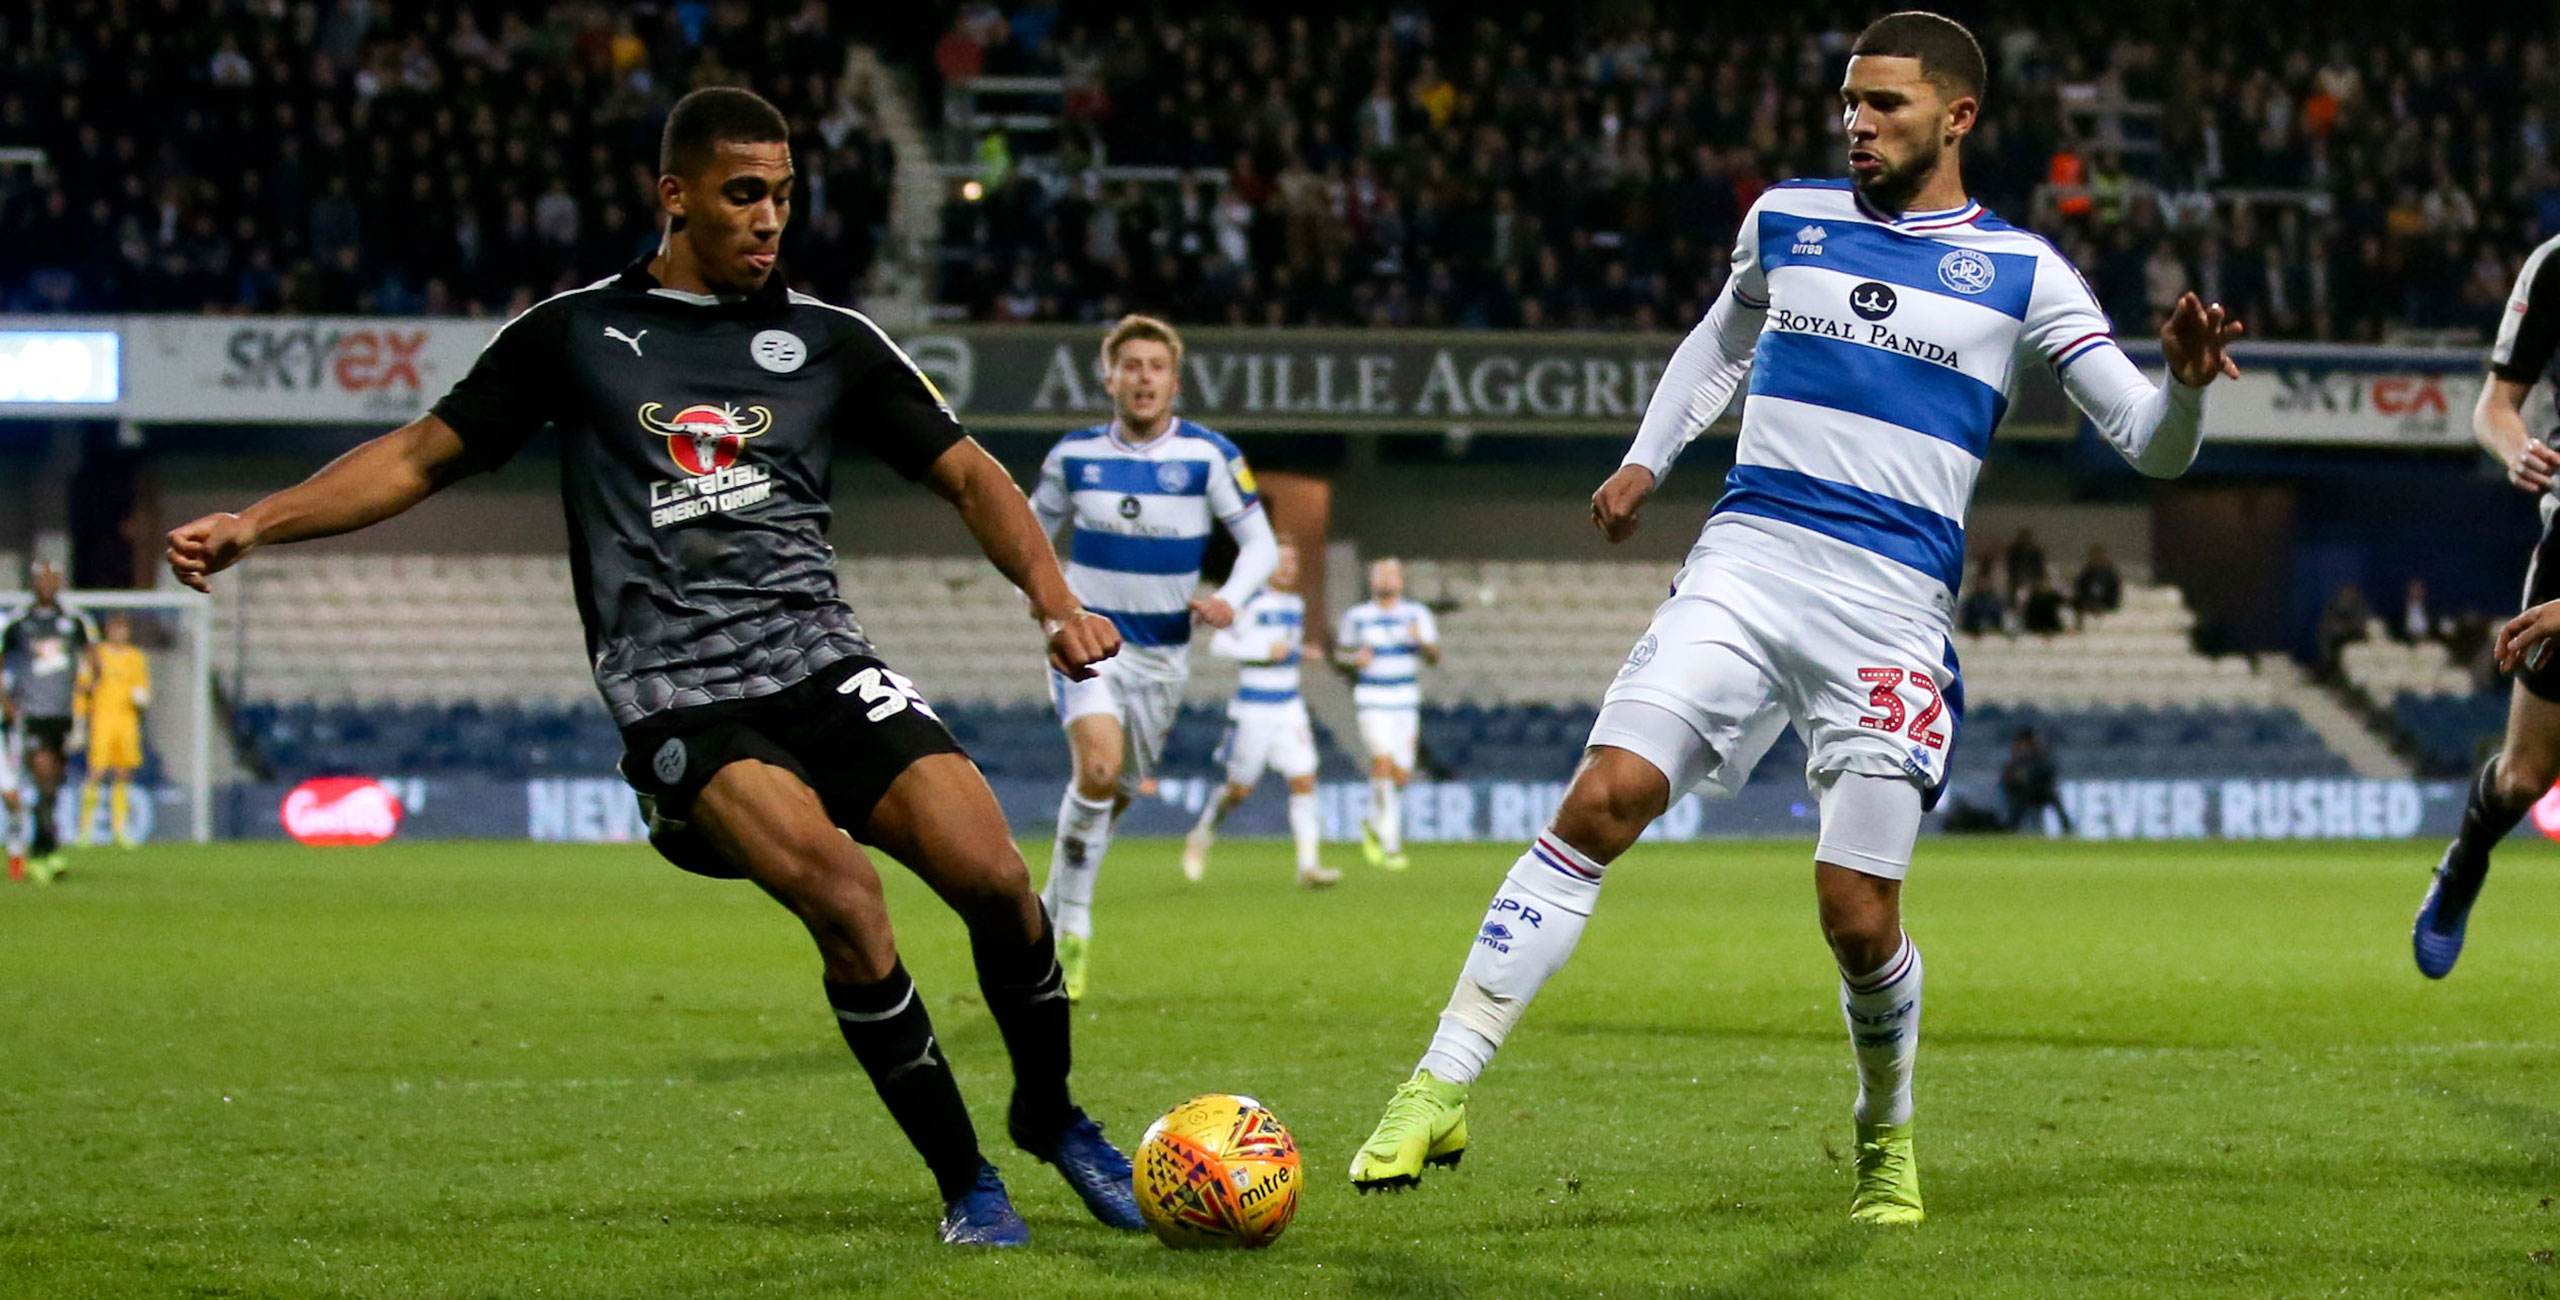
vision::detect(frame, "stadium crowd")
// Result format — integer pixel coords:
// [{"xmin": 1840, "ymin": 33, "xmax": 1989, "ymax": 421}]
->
[
  {"xmin": 0, "ymin": 1, "xmax": 892, "ymax": 317},
  {"xmin": 1957, "ymin": 531, "xmax": 2124, "ymax": 638},
  {"xmin": 931, "ymin": 6, "xmax": 2555, "ymax": 342}
]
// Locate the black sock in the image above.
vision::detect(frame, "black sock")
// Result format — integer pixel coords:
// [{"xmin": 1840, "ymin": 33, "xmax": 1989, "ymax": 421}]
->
[
  {"xmin": 825, "ymin": 963, "xmax": 986, "ymax": 1203},
  {"xmin": 971, "ymin": 906, "xmax": 1079, "ymax": 1152},
  {"xmin": 2453, "ymin": 756, "xmax": 2532, "ymax": 866},
  {"xmin": 29, "ymin": 789, "xmax": 56, "ymax": 856}
]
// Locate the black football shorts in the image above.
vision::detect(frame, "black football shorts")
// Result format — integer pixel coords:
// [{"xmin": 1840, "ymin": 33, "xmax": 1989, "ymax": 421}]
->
[
  {"xmin": 617, "ymin": 654, "xmax": 965, "ymax": 878},
  {"xmin": 2524, "ymin": 510, "xmax": 2560, "ymax": 702},
  {"xmin": 20, "ymin": 716, "xmax": 71, "ymax": 760}
]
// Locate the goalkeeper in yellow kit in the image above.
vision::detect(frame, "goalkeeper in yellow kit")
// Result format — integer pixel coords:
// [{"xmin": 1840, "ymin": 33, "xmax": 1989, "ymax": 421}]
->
[{"xmin": 78, "ymin": 615, "xmax": 149, "ymax": 849}]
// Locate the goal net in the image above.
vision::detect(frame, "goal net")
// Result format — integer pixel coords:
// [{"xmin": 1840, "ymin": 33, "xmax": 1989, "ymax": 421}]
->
[{"xmin": 0, "ymin": 588, "xmax": 216, "ymax": 846}]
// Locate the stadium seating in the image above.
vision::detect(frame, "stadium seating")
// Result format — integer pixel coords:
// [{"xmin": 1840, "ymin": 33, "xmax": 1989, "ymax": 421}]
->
[
  {"xmin": 1410, "ymin": 558, "xmax": 2282, "ymax": 709},
  {"xmin": 2333, "ymin": 631, "xmax": 2502, "ymax": 776},
  {"xmin": 2392, "ymin": 691, "xmax": 2505, "ymax": 776},
  {"xmin": 2341, "ymin": 637, "xmax": 2475, "ymax": 699},
  {"xmin": 216, "ymin": 552, "xmax": 2354, "ymax": 786}
]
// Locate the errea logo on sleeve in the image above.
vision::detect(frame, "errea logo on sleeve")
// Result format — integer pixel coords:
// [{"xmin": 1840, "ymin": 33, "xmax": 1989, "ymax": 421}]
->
[{"xmin": 1792, "ymin": 225, "xmax": 1828, "ymax": 255}]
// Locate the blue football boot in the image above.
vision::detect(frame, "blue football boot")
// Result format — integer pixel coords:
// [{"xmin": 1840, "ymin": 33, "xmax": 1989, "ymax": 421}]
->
[
  {"xmin": 1028, "ymin": 1114, "xmax": 1144, "ymax": 1232},
  {"xmin": 939, "ymin": 1163, "xmax": 1030, "ymax": 1246},
  {"xmin": 2414, "ymin": 843, "xmax": 2490, "ymax": 980}
]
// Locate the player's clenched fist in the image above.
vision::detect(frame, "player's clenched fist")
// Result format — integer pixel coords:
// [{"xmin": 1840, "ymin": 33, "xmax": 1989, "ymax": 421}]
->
[
  {"xmin": 166, "ymin": 512, "xmax": 260, "ymax": 593},
  {"xmin": 2497, "ymin": 600, "xmax": 2560, "ymax": 674},
  {"xmin": 1044, "ymin": 609, "xmax": 1121, "ymax": 680},
  {"xmin": 1188, "ymin": 594, "xmax": 1236, "ymax": 629},
  {"xmin": 2504, "ymin": 440, "xmax": 2560, "ymax": 494},
  {"xmin": 1590, "ymin": 465, "xmax": 1657, "ymax": 544}
]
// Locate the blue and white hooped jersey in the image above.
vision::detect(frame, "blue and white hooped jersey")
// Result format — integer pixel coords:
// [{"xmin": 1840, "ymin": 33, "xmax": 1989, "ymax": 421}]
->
[
  {"xmin": 1209, "ymin": 589, "xmax": 1305, "ymax": 710},
  {"xmin": 1031, "ymin": 418, "xmax": 1262, "ymax": 650},
  {"xmin": 1338, "ymin": 599, "xmax": 1437, "ymax": 711},
  {"xmin": 1704, "ymin": 179, "xmax": 2117, "ymax": 619}
]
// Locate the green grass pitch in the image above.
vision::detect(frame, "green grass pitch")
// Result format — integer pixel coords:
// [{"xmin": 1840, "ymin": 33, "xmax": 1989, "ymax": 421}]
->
[{"xmin": 6, "ymin": 835, "xmax": 2560, "ymax": 1298}]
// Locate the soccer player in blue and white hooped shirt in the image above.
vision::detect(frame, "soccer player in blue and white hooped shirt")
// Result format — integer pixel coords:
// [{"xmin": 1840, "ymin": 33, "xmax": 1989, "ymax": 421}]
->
[
  {"xmin": 1348, "ymin": 12, "xmax": 2244, "ymax": 1223},
  {"xmin": 1336, "ymin": 558, "xmax": 1440, "ymax": 871},
  {"xmin": 1181, "ymin": 541, "xmax": 1339, "ymax": 890},
  {"xmin": 1029, "ymin": 316, "xmax": 1278, "ymax": 1002}
]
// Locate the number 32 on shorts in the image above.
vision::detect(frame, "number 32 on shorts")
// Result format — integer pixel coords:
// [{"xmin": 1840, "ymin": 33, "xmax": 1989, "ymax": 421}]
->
[{"xmin": 1855, "ymin": 667, "xmax": 1947, "ymax": 749}]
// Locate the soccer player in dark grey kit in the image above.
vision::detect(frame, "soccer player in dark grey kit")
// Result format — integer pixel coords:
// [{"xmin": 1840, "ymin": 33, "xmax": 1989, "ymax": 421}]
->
[
  {"xmin": 1, "ymin": 562, "xmax": 96, "ymax": 882},
  {"xmin": 165, "ymin": 87, "xmax": 1137, "ymax": 1247},
  {"xmin": 2415, "ymin": 227, "xmax": 2560, "ymax": 980}
]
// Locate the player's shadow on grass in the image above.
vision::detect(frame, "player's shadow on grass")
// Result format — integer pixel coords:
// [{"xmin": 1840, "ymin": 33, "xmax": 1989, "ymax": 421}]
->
[
  {"xmin": 1046, "ymin": 1241, "xmax": 1477, "ymax": 1300},
  {"xmin": 1542, "ymin": 1018, "xmax": 2182, "ymax": 1053},
  {"xmin": 684, "ymin": 1046, "xmax": 849, "ymax": 1083},
  {"xmin": 2419, "ymin": 1080, "xmax": 2560, "ymax": 1186},
  {"xmin": 1673, "ymin": 1226, "xmax": 1876, "ymax": 1300}
]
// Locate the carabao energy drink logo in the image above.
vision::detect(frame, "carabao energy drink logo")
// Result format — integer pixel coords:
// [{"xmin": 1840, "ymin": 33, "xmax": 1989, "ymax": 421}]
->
[{"xmin": 638, "ymin": 402, "xmax": 774, "ymax": 476}]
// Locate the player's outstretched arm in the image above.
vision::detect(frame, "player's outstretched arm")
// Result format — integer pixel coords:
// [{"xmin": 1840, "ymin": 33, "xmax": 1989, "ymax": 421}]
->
[
  {"xmin": 2061, "ymin": 294, "xmax": 2242, "ymax": 479},
  {"xmin": 918, "ymin": 436, "xmax": 1120, "ymax": 679},
  {"xmin": 165, "ymin": 414, "xmax": 479, "ymax": 592}
]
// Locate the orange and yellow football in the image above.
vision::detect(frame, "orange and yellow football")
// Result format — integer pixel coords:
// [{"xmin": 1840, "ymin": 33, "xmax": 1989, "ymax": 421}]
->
[{"xmin": 1132, "ymin": 1093, "xmax": 1301, "ymax": 1249}]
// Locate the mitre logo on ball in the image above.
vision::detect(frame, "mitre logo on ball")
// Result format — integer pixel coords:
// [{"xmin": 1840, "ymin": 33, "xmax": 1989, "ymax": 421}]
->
[{"xmin": 638, "ymin": 401, "xmax": 774, "ymax": 476}]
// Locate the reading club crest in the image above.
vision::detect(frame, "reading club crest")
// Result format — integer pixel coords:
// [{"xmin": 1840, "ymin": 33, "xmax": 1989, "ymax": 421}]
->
[
  {"xmin": 638, "ymin": 401, "xmax": 774, "ymax": 476},
  {"xmin": 750, "ymin": 329, "xmax": 806, "ymax": 373}
]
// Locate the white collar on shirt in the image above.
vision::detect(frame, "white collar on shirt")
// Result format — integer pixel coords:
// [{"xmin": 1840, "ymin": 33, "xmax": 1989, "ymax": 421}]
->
[{"xmin": 1108, "ymin": 417, "xmax": 1179, "ymax": 454}]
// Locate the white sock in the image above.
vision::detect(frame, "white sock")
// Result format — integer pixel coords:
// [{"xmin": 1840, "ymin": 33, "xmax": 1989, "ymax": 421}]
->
[
  {"xmin": 1840, "ymin": 935, "xmax": 1923, "ymax": 1126},
  {"xmin": 1417, "ymin": 831, "xmax": 1607, "ymax": 1084},
  {"xmin": 1372, "ymin": 777, "xmax": 1403, "ymax": 853},
  {"xmin": 1287, "ymin": 791, "xmax": 1320, "ymax": 871},
  {"xmin": 1042, "ymin": 790, "xmax": 1115, "ymax": 940},
  {"xmin": 1190, "ymin": 791, "xmax": 1224, "ymax": 838}
]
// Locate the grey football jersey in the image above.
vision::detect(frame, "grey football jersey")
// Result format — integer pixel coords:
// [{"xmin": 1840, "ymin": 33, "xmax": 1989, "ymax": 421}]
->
[
  {"xmin": 1, "ymin": 605, "xmax": 96, "ymax": 720},
  {"xmin": 430, "ymin": 261, "xmax": 964, "ymax": 726}
]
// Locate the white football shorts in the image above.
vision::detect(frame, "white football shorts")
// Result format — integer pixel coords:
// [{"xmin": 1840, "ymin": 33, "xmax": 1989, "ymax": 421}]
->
[
  {"xmin": 1220, "ymin": 703, "xmax": 1318, "ymax": 787},
  {"xmin": 1356, "ymin": 708, "xmax": 1420, "ymax": 773},
  {"xmin": 1593, "ymin": 552, "xmax": 1960, "ymax": 804},
  {"xmin": 1052, "ymin": 643, "xmax": 1190, "ymax": 798}
]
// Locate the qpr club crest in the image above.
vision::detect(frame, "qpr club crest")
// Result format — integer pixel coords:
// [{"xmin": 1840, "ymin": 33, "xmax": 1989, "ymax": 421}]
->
[
  {"xmin": 1155, "ymin": 460, "xmax": 1190, "ymax": 493},
  {"xmin": 638, "ymin": 401, "xmax": 774, "ymax": 476},
  {"xmin": 1619, "ymin": 633, "xmax": 1659, "ymax": 677},
  {"xmin": 1937, "ymin": 249, "xmax": 1996, "ymax": 296}
]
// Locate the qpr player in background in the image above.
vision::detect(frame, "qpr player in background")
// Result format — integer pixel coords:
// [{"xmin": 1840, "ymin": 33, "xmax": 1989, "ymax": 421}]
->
[
  {"xmin": 165, "ymin": 87, "xmax": 1141, "ymax": 1248},
  {"xmin": 1182, "ymin": 541, "xmax": 1339, "ymax": 889},
  {"xmin": 1336, "ymin": 558, "xmax": 1440, "ymax": 871},
  {"xmin": 1347, "ymin": 12, "xmax": 2243, "ymax": 1225},
  {"xmin": 1028, "ymin": 316, "xmax": 1279, "ymax": 1003},
  {"xmin": 2412, "ymin": 223, "xmax": 2560, "ymax": 979}
]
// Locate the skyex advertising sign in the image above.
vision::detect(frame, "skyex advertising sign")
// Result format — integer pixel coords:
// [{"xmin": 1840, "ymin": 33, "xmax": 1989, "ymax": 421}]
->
[{"xmin": 0, "ymin": 315, "xmax": 2499, "ymax": 447}]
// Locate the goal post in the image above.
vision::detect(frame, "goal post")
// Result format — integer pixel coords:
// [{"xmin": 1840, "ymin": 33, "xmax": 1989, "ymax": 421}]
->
[{"xmin": 0, "ymin": 588, "xmax": 217, "ymax": 845}]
